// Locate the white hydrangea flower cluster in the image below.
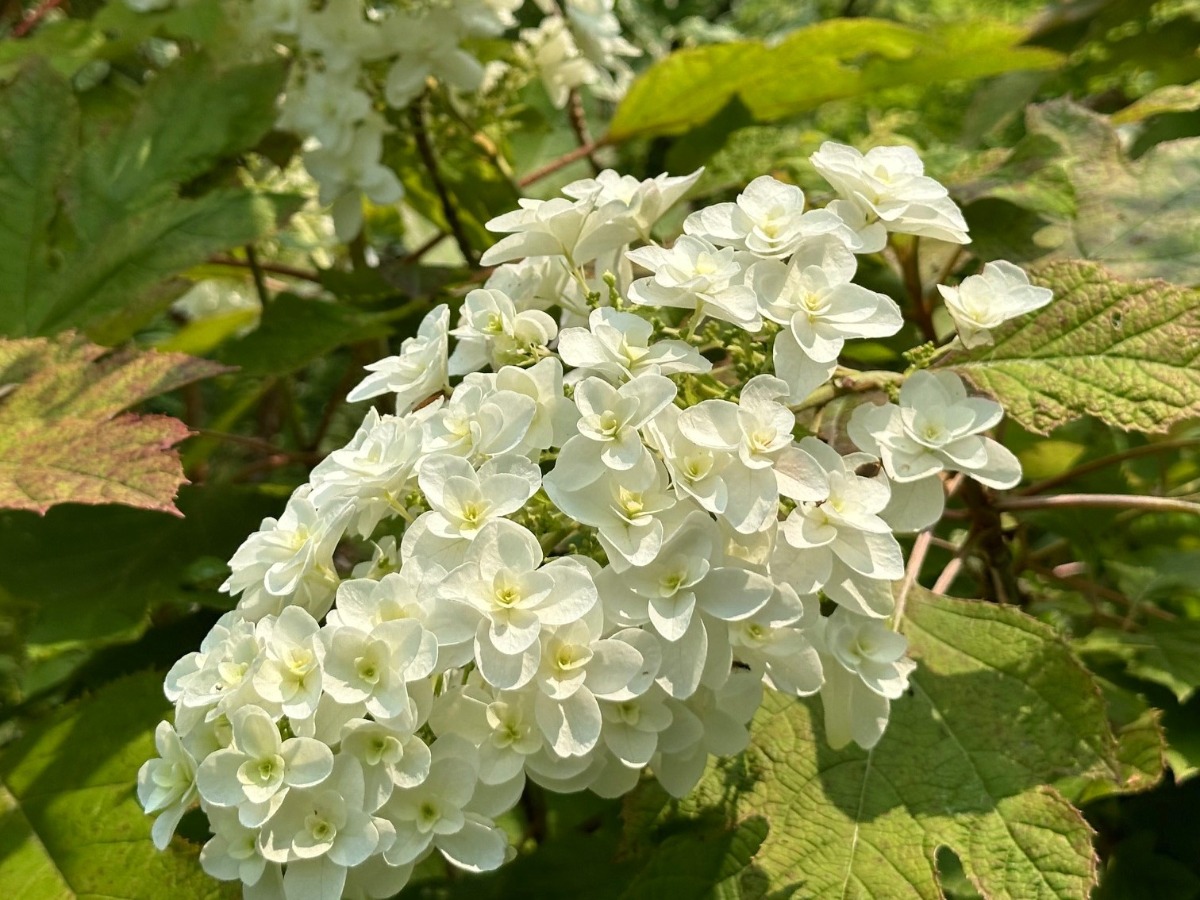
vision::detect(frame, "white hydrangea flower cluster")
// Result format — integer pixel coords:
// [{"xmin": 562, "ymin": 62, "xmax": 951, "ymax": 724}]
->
[
  {"xmin": 141, "ymin": 143, "xmax": 1047, "ymax": 899},
  {"xmin": 124, "ymin": 0, "xmax": 639, "ymax": 242}
]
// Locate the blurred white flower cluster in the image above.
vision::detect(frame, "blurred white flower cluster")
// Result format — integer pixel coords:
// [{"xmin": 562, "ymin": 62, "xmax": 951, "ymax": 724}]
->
[
  {"xmin": 125, "ymin": 0, "xmax": 640, "ymax": 241},
  {"xmin": 141, "ymin": 143, "xmax": 1048, "ymax": 899}
]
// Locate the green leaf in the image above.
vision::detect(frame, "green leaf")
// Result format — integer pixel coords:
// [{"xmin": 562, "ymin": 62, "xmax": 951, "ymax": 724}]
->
[
  {"xmin": 628, "ymin": 590, "xmax": 1127, "ymax": 899},
  {"xmin": 937, "ymin": 260, "xmax": 1200, "ymax": 435},
  {"xmin": 960, "ymin": 100, "xmax": 1200, "ymax": 283},
  {"xmin": 219, "ymin": 293, "xmax": 392, "ymax": 377},
  {"xmin": 1077, "ymin": 621, "xmax": 1200, "ymax": 703},
  {"xmin": 608, "ymin": 18, "xmax": 1062, "ymax": 140},
  {"xmin": 0, "ymin": 485, "xmax": 283, "ymax": 694},
  {"xmin": 619, "ymin": 816, "xmax": 769, "ymax": 899},
  {"xmin": 1112, "ymin": 81, "xmax": 1200, "ymax": 125},
  {"xmin": 0, "ymin": 672, "xmax": 234, "ymax": 899},
  {"xmin": 0, "ymin": 334, "xmax": 228, "ymax": 515},
  {"xmin": 0, "ymin": 56, "xmax": 299, "ymax": 341}
]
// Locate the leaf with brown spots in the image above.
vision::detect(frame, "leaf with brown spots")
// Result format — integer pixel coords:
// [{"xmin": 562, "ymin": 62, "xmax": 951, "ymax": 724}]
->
[{"xmin": 0, "ymin": 334, "xmax": 228, "ymax": 515}]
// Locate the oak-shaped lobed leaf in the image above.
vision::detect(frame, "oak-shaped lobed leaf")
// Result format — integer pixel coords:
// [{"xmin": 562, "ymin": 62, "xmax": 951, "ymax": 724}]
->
[{"xmin": 0, "ymin": 333, "xmax": 228, "ymax": 515}]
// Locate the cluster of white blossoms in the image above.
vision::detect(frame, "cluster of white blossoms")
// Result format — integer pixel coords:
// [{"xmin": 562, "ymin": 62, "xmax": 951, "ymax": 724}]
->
[
  {"xmin": 124, "ymin": 0, "xmax": 639, "ymax": 241},
  {"xmin": 141, "ymin": 143, "xmax": 1050, "ymax": 899}
]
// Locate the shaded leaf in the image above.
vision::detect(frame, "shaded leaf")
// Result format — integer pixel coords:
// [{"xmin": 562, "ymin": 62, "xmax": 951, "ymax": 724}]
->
[
  {"xmin": 938, "ymin": 260, "xmax": 1200, "ymax": 435},
  {"xmin": 0, "ymin": 672, "xmax": 234, "ymax": 899},
  {"xmin": 220, "ymin": 293, "xmax": 392, "ymax": 377},
  {"xmin": 627, "ymin": 590, "xmax": 1126, "ymax": 899},
  {"xmin": 609, "ymin": 18, "xmax": 1062, "ymax": 140},
  {"xmin": 0, "ymin": 334, "xmax": 228, "ymax": 515},
  {"xmin": 1112, "ymin": 81, "xmax": 1200, "ymax": 125},
  {"xmin": 0, "ymin": 56, "xmax": 299, "ymax": 341},
  {"xmin": 1077, "ymin": 621, "xmax": 1200, "ymax": 703}
]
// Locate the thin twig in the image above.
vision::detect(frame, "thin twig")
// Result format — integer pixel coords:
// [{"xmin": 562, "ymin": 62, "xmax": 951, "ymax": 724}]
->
[
  {"xmin": 409, "ymin": 97, "xmax": 478, "ymax": 267},
  {"xmin": 12, "ymin": 0, "xmax": 64, "ymax": 37},
  {"xmin": 1027, "ymin": 562, "xmax": 1176, "ymax": 622},
  {"xmin": 994, "ymin": 493, "xmax": 1200, "ymax": 517},
  {"xmin": 891, "ymin": 238, "xmax": 937, "ymax": 343},
  {"xmin": 209, "ymin": 254, "xmax": 322, "ymax": 284},
  {"xmin": 518, "ymin": 139, "xmax": 609, "ymax": 188},
  {"xmin": 566, "ymin": 89, "xmax": 600, "ymax": 172},
  {"xmin": 1018, "ymin": 438, "xmax": 1200, "ymax": 496},
  {"xmin": 894, "ymin": 529, "xmax": 933, "ymax": 626},
  {"xmin": 244, "ymin": 244, "xmax": 271, "ymax": 304},
  {"xmin": 401, "ymin": 232, "xmax": 448, "ymax": 265}
]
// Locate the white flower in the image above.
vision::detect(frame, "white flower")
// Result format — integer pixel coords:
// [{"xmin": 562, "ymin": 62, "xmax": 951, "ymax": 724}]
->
[
  {"xmin": 646, "ymin": 403, "xmax": 733, "ymax": 516},
  {"xmin": 448, "ymin": 288, "xmax": 559, "ymax": 375},
  {"xmin": 481, "ymin": 196, "xmax": 637, "ymax": 267},
  {"xmin": 938, "ymin": 260, "xmax": 1053, "ymax": 348},
  {"xmin": 810, "ymin": 142, "xmax": 969, "ymax": 245},
  {"xmin": 487, "ymin": 358, "xmax": 580, "ymax": 452},
  {"xmin": 652, "ymin": 669, "xmax": 762, "ymax": 797},
  {"xmin": 137, "ymin": 722, "xmax": 198, "ymax": 850},
  {"xmin": 558, "ymin": 307, "xmax": 711, "ymax": 384},
  {"xmin": 627, "ymin": 235, "xmax": 761, "ymax": 331},
  {"xmin": 728, "ymin": 584, "xmax": 824, "ymax": 696},
  {"xmin": 816, "ymin": 608, "xmax": 915, "ymax": 750},
  {"xmin": 434, "ymin": 520, "xmax": 599, "ymax": 689},
  {"xmin": 382, "ymin": 8, "xmax": 485, "ymax": 107},
  {"xmin": 677, "ymin": 375, "xmax": 826, "ymax": 533},
  {"xmin": 420, "ymin": 381, "xmax": 537, "ymax": 461},
  {"xmin": 429, "ymin": 681, "xmax": 544, "ymax": 786},
  {"xmin": 518, "ymin": 16, "xmax": 598, "ymax": 107},
  {"xmin": 198, "ymin": 808, "xmax": 267, "ymax": 888},
  {"xmin": 748, "ymin": 236, "xmax": 903, "ymax": 363},
  {"xmin": 340, "ymin": 719, "xmax": 431, "ymax": 811},
  {"xmin": 310, "ymin": 408, "xmax": 424, "ymax": 537},
  {"xmin": 562, "ymin": 168, "xmax": 703, "ymax": 240},
  {"xmin": 278, "ymin": 70, "xmax": 371, "ymax": 156},
  {"xmin": 600, "ymin": 686, "xmax": 674, "ymax": 768},
  {"xmin": 848, "ymin": 370, "xmax": 1021, "ymax": 490},
  {"xmin": 774, "ymin": 436, "xmax": 903, "ymax": 617},
  {"xmin": 544, "ymin": 452, "xmax": 679, "ymax": 565},
  {"xmin": 532, "ymin": 611, "xmax": 652, "ymax": 757},
  {"xmin": 348, "ymin": 304, "xmax": 450, "ymax": 411},
  {"xmin": 323, "ymin": 618, "xmax": 437, "ymax": 720},
  {"xmin": 305, "ymin": 115, "xmax": 404, "ymax": 240},
  {"xmin": 195, "ymin": 705, "xmax": 333, "ymax": 826},
  {"xmin": 297, "ymin": 0, "xmax": 386, "ymax": 73},
  {"xmin": 417, "ymin": 453, "xmax": 541, "ymax": 540},
  {"xmin": 221, "ymin": 487, "xmax": 346, "ymax": 621},
  {"xmin": 553, "ymin": 373, "xmax": 677, "ymax": 481},
  {"xmin": 253, "ymin": 607, "xmax": 327, "ymax": 721},
  {"xmin": 684, "ymin": 175, "xmax": 847, "ymax": 259},
  {"xmin": 380, "ymin": 737, "xmax": 511, "ymax": 872},
  {"xmin": 603, "ymin": 512, "xmax": 773, "ymax": 643},
  {"xmin": 259, "ymin": 756, "xmax": 388, "ymax": 900}
]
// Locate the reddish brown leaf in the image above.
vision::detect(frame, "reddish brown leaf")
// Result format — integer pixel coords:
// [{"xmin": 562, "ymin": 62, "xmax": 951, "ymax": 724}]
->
[{"xmin": 0, "ymin": 333, "xmax": 229, "ymax": 515}]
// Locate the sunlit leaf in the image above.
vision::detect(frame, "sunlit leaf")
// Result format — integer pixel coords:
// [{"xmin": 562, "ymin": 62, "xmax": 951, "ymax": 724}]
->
[
  {"xmin": 0, "ymin": 334, "xmax": 227, "ymax": 515},
  {"xmin": 938, "ymin": 260, "xmax": 1200, "ymax": 435}
]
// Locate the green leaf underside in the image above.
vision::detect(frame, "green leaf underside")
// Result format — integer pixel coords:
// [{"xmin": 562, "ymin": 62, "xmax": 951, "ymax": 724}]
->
[
  {"xmin": 1077, "ymin": 621, "xmax": 1200, "ymax": 703},
  {"xmin": 0, "ymin": 334, "xmax": 228, "ymax": 515},
  {"xmin": 0, "ymin": 56, "xmax": 298, "ymax": 341},
  {"xmin": 608, "ymin": 18, "xmax": 1062, "ymax": 139},
  {"xmin": 627, "ymin": 591, "xmax": 1130, "ymax": 899},
  {"xmin": 0, "ymin": 672, "xmax": 235, "ymax": 900},
  {"xmin": 938, "ymin": 260, "xmax": 1200, "ymax": 435}
]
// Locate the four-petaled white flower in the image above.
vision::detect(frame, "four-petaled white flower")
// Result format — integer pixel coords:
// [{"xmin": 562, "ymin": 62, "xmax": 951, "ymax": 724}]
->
[
  {"xmin": 348, "ymin": 304, "xmax": 450, "ymax": 411},
  {"xmin": 627, "ymin": 235, "xmax": 761, "ymax": 331}
]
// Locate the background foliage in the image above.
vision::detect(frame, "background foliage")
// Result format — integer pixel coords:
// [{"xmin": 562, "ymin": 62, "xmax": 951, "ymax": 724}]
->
[{"xmin": 1, "ymin": 0, "xmax": 1199, "ymax": 897}]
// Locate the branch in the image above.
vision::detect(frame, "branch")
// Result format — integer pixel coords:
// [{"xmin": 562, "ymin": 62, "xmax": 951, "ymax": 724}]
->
[
  {"xmin": 209, "ymin": 254, "xmax": 322, "ymax": 284},
  {"xmin": 12, "ymin": 0, "xmax": 64, "ymax": 37},
  {"xmin": 1018, "ymin": 438, "xmax": 1200, "ymax": 496},
  {"xmin": 566, "ymin": 89, "xmax": 600, "ymax": 173},
  {"xmin": 994, "ymin": 492, "xmax": 1200, "ymax": 517},
  {"xmin": 518, "ymin": 138, "xmax": 610, "ymax": 188},
  {"xmin": 409, "ymin": 97, "xmax": 478, "ymax": 267},
  {"xmin": 894, "ymin": 529, "xmax": 932, "ymax": 626}
]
